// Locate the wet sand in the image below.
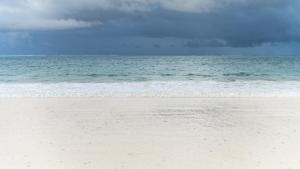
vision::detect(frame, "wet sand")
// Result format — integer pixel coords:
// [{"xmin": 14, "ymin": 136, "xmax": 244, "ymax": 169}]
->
[{"xmin": 1, "ymin": 97, "xmax": 300, "ymax": 169}]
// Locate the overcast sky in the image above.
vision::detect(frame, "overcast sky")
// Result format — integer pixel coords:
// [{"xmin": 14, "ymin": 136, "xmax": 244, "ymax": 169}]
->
[{"xmin": 0, "ymin": 0, "xmax": 300, "ymax": 55}]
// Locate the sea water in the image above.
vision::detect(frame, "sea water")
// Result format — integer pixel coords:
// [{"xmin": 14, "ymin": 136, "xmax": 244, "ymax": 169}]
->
[{"xmin": 0, "ymin": 55, "xmax": 300, "ymax": 96}]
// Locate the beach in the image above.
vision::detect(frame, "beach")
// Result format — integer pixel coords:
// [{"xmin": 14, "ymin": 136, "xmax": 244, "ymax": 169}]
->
[
  {"xmin": 0, "ymin": 54, "xmax": 300, "ymax": 169},
  {"xmin": 1, "ymin": 97, "xmax": 300, "ymax": 169},
  {"xmin": 1, "ymin": 0, "xmax": 300, "ymax": 167}
]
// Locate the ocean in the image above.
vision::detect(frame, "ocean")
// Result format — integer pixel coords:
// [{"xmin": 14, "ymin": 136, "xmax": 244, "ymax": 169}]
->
[{"xmin": 1, "ymin": 55, "xmax": 300, "ymax": 97}]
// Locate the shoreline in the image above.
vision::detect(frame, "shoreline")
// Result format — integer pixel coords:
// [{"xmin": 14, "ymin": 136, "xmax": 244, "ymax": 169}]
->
[{"xmin": 1, "ymin": 81, "xmax": 300, "ymax": 97}]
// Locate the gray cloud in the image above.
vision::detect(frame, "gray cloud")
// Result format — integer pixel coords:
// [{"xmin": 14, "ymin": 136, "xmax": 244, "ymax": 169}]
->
[
  {"xmin": 75, "ymin": 1, "xmax": 300, "ymax": 47},
  {"xmin": 0, "ymin": 0, "xmax": 296, "ymax": 30},
  {"xmin": 0, "ymin": 0, "xmax": 300, "ymax": 54}
]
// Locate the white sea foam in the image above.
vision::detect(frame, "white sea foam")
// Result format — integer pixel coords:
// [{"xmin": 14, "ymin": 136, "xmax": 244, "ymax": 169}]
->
[{"xmin": 1, "ymin": 81, "xmax": 300, "ymax": 97}]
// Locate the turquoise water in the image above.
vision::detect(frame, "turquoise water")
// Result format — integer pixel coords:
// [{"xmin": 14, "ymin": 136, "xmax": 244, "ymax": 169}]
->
[{"xmin": 0, "ymin": 55, "xmax": 300, "ymax": 83}]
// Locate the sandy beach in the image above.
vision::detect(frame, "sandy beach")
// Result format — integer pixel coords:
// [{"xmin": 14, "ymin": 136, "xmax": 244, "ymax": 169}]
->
[
  {"xmin": 1, "ymin": 97, "xmax": 300, "ymax": 169},
  {"xmin": 1, "ymin": 0, "xmax": 300, "ymax": 167}
]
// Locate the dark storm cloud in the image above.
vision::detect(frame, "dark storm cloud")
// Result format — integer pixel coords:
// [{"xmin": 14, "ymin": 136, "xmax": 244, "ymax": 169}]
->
[
  {"xmin": 84, "ymin": 2, "xmax": 299, "ymax": 47},
  {"xmin": 0, "ymin": 0, "xmax": 300, "ymax": 54}
]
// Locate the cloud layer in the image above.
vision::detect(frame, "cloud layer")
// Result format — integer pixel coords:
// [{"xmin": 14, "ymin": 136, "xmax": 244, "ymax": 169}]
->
[
  {"xmin": 0, "ymin": 0, "xmax": 297, "ymax": 30},
  {"xmin": 0, "ymin": 0, "xmax": 300, "ymax": 53}
]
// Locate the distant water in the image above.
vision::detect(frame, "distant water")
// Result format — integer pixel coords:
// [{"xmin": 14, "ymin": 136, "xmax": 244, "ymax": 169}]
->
[
  {"xmin": 1, "ymin": 55, "xmax": 300, "ymax": 96},
  {"xmin": 1, "ymin": 55, "xmax": 300, "ymax": 82}
]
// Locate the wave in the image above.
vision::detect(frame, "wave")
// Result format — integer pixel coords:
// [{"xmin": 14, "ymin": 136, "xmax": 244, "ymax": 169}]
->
[
  {"xmin": 1, "ymin": 81, "xmax": 300, "ymax": 97},
  {"xmin": 223, "ymin": 72, "xmax": 252, "ymax": 77},
  {"xmin": 185, "ymin": 73, "xmax": 213, "ymax": 77},
  {"xmin": 84, "ymin": 73, "xmax": 128, "ymax": 77}
]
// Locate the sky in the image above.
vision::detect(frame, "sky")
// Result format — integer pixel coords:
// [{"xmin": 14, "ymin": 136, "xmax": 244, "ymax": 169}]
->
[{"xmin": 0, "ymin": 0, "xmax": 300, "ymax": 55}]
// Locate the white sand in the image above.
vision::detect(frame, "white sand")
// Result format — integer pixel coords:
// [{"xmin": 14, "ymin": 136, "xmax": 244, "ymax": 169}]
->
[{"xmin": 1, "ymin": 97, "xmax": 300, "ymax": 169}]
